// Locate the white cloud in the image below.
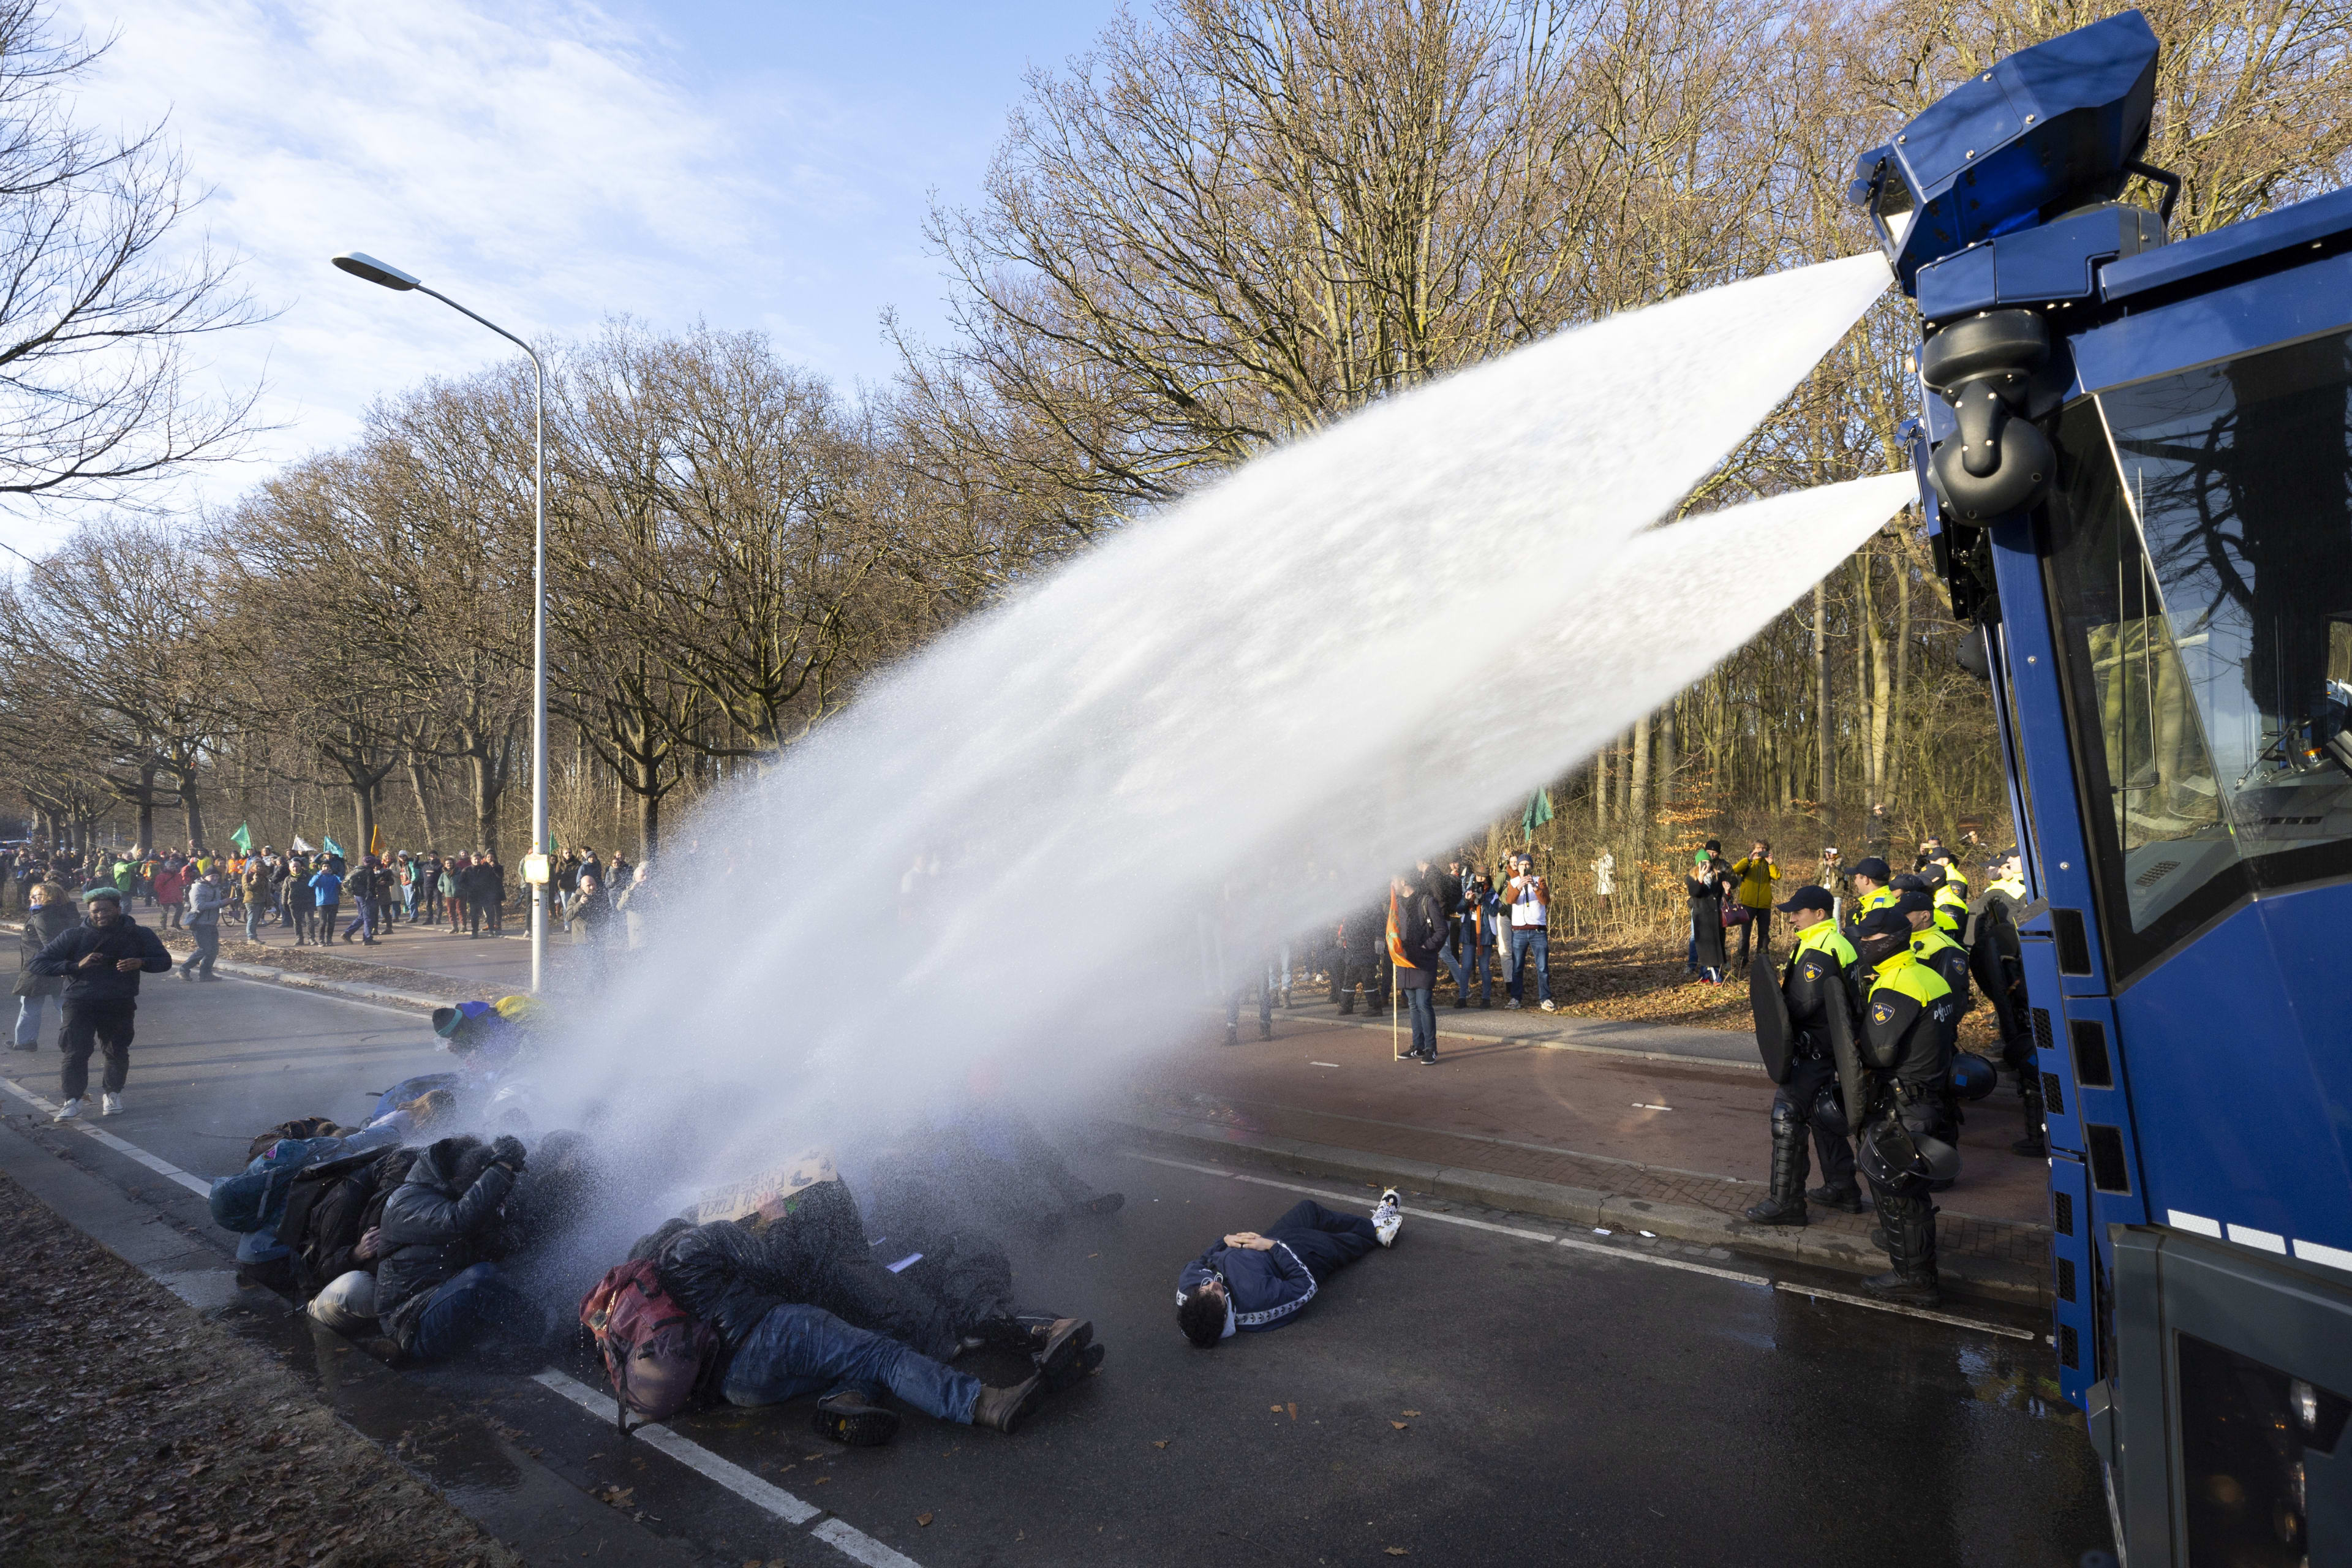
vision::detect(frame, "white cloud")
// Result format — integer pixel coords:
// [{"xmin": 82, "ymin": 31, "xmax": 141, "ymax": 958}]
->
[{"xmin": 0, "ymin": 0, "xmax": 902, "ymax": 550}]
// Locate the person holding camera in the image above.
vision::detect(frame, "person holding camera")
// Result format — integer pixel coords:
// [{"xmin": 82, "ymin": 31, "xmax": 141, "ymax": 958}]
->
[{"xmin": 1729, "ymin": 841, "xmax": 1781, "ymax": 965}]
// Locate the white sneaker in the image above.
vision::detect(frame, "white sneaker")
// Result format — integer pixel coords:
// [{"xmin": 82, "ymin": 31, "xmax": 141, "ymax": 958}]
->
[
  {"xmin": 100, "ymin": 1093, "xmax": 122, "ymax": 1117},
  {"xmin": 53, "ymin": 1097, "xmax": 82, "ymax": 1120},
  {"xmin": 1372, "ymin": 1189, "xmax": 1403, "ymax": 1248},
  {"xmin": 1540, "ymin": 1000, "xmax": 1557, "ymax": 1014}
]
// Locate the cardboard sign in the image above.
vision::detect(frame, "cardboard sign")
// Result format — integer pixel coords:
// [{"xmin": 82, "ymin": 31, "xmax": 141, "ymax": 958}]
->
[{"xmin": 683, "ymin": 1151, "xmax": 838, "ymax": 1226}]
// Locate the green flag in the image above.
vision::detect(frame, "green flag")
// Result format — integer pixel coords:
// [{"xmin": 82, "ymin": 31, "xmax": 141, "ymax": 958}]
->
[
  {"xmin": 229, "ymin": 823, "xmax": 253, "ymax": 854},
  {"xmin": 323, "ymin": 835, "xmax": 345, "ymax": 858},
  {"xmin": 1521, "ymin": 788, "xmax": 1555, "ymax": 842}
]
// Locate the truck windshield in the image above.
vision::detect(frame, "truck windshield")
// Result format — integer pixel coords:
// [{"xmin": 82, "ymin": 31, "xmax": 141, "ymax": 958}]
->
[{"xmin": 2045, "ymin": 327, "xmax": 2352, "ymax": 979}]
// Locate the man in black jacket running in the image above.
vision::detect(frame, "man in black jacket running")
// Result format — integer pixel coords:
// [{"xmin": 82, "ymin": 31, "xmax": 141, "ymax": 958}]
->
[{"xmin": 29, "ymin": 888, "xmax": 170, "ymax": 1120}]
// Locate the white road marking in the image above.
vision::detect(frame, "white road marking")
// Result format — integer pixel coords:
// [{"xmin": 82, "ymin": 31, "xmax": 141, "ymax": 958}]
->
[
  {"xmin": 0, "ymin": 1075, "xmax": 213, "ymax": 1196},
  {"xmin": 534, "ymin": 1370, "xmax": 820, "ymax": 1523},
  {"xmin": 1773, "ymin": 1281, "xmax": 2037, "ymax": 1340},
  {"xmin": 1309, "ymin": 1061, "xmax": 1341, "ymax": 1068},
  {"xmin": 1123, "ymin": 1149, "xmax": 2045, "ymax": 1336},
  {"xmin": 809, "ymin": 1518, "xmax": 925, "ymax": 1568}
]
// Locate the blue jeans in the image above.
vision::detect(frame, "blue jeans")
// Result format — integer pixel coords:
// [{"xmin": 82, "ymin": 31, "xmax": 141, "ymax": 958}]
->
[
  {"xmin": 1507, "ymin": 928, "xmax": 1550, "ymax": 1004},
  {"xmin": 244, "ymin": 899, "xmax": 262, "ymax": 941},
  {"xmin": 1446, "ymin": 913, "xmax": 1491, "ymax": 1001},
  {"xmin": 723, "ymin": 1302, "xmax": 980, "ymax": 1423},
  {"xmin": 342, "ymin": 898, "xmax": 377, "ymax": 940},
  {"xmin": 1403, "ymin": 986, "xmax": 1437, "ymax": 1058},
  {"xmin": 13, "ymin": 993, "xmax": 50, "ymax": 1047},
  {"xmin": 407, "ymin": 1263, "xmax": 547, "ymax": 1361},
  {"xmin": 181, "ymin": 923, "xmax": 219, "ymax": 977}
]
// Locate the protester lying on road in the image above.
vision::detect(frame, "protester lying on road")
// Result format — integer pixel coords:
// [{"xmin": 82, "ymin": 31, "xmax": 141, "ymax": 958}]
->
[
  {"xmin": 283, "ymin": 1144, "xmax": 422, "ymax": 1332},
  {"xmin": 587, "ymin": 1233, "xmax": 1090, "ymax": 1445},
  {"xmin": 1176, "ymin": 1193, "xmax": 1402, "ymax": 1347},
  {"xmin": 375, "ymin": 1134, "xmax": 551, "ymax": 1363}
]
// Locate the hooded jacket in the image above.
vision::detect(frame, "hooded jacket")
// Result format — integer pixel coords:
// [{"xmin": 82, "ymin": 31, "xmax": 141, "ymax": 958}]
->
[
  {"xmin": 1177, "ymin": 1237, "xmax": 1317, "ymax": 1334},
  {"xmin": 29, "ymin": 916, "xmax": 172, "ymax": 1003},
  {"xmin": 12, "ymin": 902, "xmax": 78, "ymax": 998},
  {"xmin": 375, "ymin": 1139, "xmax": 516, "ymax": 1347},
  {"xmin": 186, "ymin": 877, "xmax": 227, "ymax": 926}
]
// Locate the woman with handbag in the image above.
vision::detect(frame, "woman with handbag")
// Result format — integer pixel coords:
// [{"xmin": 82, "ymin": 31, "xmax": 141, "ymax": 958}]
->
[
  {"xmin": 1729, "ymin": 841, "xmax": 1780, "ymax": 965},
  {"xmin": 1686, "ymin": 852, "xmax": 1733, "ymax": 982}
]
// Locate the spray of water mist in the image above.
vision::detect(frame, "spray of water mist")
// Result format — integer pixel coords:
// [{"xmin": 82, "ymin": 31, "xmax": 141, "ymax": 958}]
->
[{"xmin": 526, "ymin": 253, "xmax": 1905, "ymax": 1226}]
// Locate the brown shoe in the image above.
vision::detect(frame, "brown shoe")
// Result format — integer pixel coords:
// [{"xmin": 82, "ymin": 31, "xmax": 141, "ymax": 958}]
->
[{"xmin": 971, "ymin": 1373, "xmax": 1046, "ymax": 1434}]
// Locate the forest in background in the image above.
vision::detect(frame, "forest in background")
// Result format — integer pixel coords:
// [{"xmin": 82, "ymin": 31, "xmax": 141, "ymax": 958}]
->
[{"xmin": 4, "ymin": 0, "xmax": 2349, "ymax": 937}]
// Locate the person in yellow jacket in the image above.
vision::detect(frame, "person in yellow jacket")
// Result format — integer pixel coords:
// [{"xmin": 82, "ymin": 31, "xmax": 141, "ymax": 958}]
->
[{"xmin": 1728, "ymin": 841, "xmax": 1781, "ymax": 965}]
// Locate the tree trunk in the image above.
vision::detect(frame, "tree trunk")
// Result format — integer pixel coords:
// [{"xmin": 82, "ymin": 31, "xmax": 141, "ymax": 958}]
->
[
  {"xmin": 352, "ymin": 786, "xmax": 375, "ymax": 858},
  {"xmin": 470, "ymin": 753, "xmax": 502, "ymax": 859},
  {"xmin": 406, "ymin": 760, "xmax": 441, "ymax": 851},
  {"xmin": 136, "ymin": 763, "xmax": 157, "ymax": 851},
  {"xmin": 1890, "ymin": 550, "xmax": 1912, "ymax": 806},
  {"xmin": 1595, "ymin": 748, "xmax": 1611, "ymax": 832},
  {"xmin": 182, "ymin": 784, "xmax": 207, "ymax": 854},
  {"xmin": 638, "ymin": 789, "xmax": 661, "ymax": 861},
  {"xmin": 1657, "ymin": 698, "xmax": 1676, "ymax": 805},
  {"xmin": 1813, "ymin": 579, "xmax": 1831, "ymax": 832},
  {"xmin": 1630, "ymin": 714, "xmax": 1653, "ymax": 861}
]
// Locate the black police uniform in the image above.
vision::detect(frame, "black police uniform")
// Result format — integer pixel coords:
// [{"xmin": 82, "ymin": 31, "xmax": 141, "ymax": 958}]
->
[
  {"xmin": 1856, "ymin": 934, "xmax": 1961, "ymax": 1306},
  {"xmin": 1972, "ymin": 872, "xmax": 2045, "ymax": 1154},
  {"xmin": 1743, "ymin": 914, "xmax": 1864, "ymax": 1224}
]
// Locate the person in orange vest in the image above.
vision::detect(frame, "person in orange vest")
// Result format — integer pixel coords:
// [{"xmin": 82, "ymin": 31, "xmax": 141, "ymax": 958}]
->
[{"xmin": 1388, "ymin": 871, "xmax": 1449, "ymax": 1063}]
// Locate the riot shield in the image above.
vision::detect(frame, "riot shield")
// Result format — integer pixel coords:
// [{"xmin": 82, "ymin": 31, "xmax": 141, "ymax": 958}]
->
[
  {"xmin": 1749, "ymin": 954, "xmax": 1795, "ymax": 1083},
  {"xmin": 1820, "ymin": 971, "xmax": 1874, "ymax": 1139}
]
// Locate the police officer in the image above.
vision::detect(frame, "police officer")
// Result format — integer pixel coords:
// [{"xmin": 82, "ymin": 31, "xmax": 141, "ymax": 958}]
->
[
  {"xmin": 1743, "ymin": 886, "xmax": 1866, "ymax": 1225},
  {"xmin": 1917, "ymin": 861, "xmax": 1970, "ymax": 935},
  {"xmin": 1851, "ymin": 908, "xmax": 1962, "ymax": 1306},
  {"xmin": 1973, "ymin": 850, "xmax": 2045, "ymax": 1155},
  {"xmin": 1845, "ymin": 857, "xmax": 1896, "ymax": 928},
  {"xmin": 1894, "ymin": 878, "xmax": 1972, "ymax": 1004}
]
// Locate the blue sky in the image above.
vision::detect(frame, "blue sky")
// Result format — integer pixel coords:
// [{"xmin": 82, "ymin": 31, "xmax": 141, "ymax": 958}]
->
[{"xmin": 5, "ymin": 0, "xmax": 1117, "ymax": 553}]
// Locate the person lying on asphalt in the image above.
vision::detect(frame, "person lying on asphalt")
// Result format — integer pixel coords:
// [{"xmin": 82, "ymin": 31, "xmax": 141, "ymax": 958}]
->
[
  {"xmin": 29, "ymin": 885, "xmax": 172, "ymax": 1120},
  {"xmin": 374, "ymin": 1134, "xmax": 551, "ymax": 1363},
  {"xmin": 1176, "ymin": 1192, "xmax": 1401, "ymax": 1347},
  {"xmin": 625, "ymin": 1217, "xmax": 1094, "ymax": 1445}
]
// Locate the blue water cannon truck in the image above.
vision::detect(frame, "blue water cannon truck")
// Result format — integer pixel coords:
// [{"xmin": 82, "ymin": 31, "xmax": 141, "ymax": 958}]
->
[{"xmin": 1852, "ymin": 9, "xmax": 2352, "ymax": 1561}]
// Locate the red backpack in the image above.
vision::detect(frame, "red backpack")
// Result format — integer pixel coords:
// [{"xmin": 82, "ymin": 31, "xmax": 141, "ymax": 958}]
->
[{"xmin": 579, "ymin": 1259, "xmax": 719, "ymax": 1435}]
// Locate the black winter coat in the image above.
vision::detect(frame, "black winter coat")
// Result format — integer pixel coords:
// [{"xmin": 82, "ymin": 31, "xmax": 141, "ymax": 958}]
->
[
  {"xmin": 29, "ymin": 918, "xmax": 172, "ymax": 1003},
  {"xmin": 13, "ymin": 904, "xmax": 78, "ymax": 998},
  {"xmin": 1391, "ymin": 886, "xmax": 1447, "ymax": 989},
  {"xmin": 375, "ymin": 1139, "xmax": 515, "ymax": 1346},
  {"xmin": 634, "ymin": 1180, "xmax": 962, "ymax": 1360}
]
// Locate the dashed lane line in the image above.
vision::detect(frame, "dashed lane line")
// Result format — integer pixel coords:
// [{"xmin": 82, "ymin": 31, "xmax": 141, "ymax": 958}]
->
[
  {"xmin": 532, "ymin": 1370, "xmax": 922, "ymax": 1568},
  {"xmin": 0, "ymin": 1074, "xmax": 213, "ymax": 1197},
  {"xmin": 1121, "ymin": 1149, "xmax": 2047, "ymax": 1338}
]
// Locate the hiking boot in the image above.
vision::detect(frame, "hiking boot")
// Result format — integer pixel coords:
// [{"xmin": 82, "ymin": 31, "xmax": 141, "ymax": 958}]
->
[
  {"xmin": 1861, "ymin": 1189, "xmax": 1940, "ymax": 1307},
  {"xmin": 1807, "ymin": 1183, "xmax": 1866, "ymax": 1214},
  {"xmin": 1031, "ymin": 1319, "xmax": 1092, "ymax": 1387},
  {"xmin": 971, "ymin": 1373, "xmax": 1046, "ymax": 1434},
  {"xmin": 53, "ymin": 1097, "xmax": 82, "ymax": 1120},
  {"xmin": 1372, "ymin": 1190, "xmax": 1403, "ymax": 1247},
  {"xmin": 1452, "ymin": 995, "xmax": 1468, "ymax": 1009},
  {"xmin": 813, "ymin": 1390, "xmax": 900, "ymax": 1447},
  {"xmin": 100, "ymin": 1093, "xmax": 122, "ymax": 1117},
  {"xmin": 179, "ymin": 968, "xmax": 194, "ymax": 982},
  {"xmin": 1045, "ymin": 1338, "xmax": 1104, "ymax": 1393}
]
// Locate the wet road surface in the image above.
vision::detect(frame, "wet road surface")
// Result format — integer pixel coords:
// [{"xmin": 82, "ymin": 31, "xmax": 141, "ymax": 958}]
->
[{"xmin": 2, "ymin": 959, "xmax": 2113, "ymax": 1566}]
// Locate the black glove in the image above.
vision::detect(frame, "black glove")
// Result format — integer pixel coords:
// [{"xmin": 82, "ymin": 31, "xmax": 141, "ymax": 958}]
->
[{"xmin": 490, "ymin": 1134, "xmax": 527, "ymax": 1174}]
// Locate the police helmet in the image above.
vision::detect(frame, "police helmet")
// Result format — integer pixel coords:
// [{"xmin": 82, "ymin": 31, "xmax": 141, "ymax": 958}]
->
[
  {"xmin": 1950, "ymin": 1052, "xmax": 1997, "ymax": 1101},
  {"xmin": 1809, "ymin": 1084, "xmax": 1850, "ymax": 1137},
  {"xmin": 1858, "ymin": 1120, "xmax": 1962, "ymax": 1188}
]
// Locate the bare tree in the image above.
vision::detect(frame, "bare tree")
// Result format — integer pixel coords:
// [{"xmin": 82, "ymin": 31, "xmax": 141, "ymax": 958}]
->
[{"xmin": 0, "ymin": 1, "xmax": 265, "ymax": 502}]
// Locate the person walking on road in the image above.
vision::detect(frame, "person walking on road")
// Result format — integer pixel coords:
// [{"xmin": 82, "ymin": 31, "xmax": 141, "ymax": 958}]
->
[
  {"xmin": 1500, "ymin": 853, "xmax": 1554, "ymax": 1012},
  {"xmin": 284, "ymin": 859, "xmax": 319, "ymax": 946},
  {"xmin": 181, "ymin": 867, "xmax": 226, "ymax": 981},
  {"xmin": 342, "ymin": 856, "xmax": 385, "ymax": 945},
  {"xmin": 239, "ymin": 857, "xmax": 270, "ymax": 943},
  {"xmin": 151, "ymin": 856, "xmax": 186, "ymax": 930},
  {"xmin": 12, "ymin": 882, "xmax": 77, "ymax": 1051},
  {"xmin": 29, "ymin": 887, "xmax": 170, "ymax": 1118}
]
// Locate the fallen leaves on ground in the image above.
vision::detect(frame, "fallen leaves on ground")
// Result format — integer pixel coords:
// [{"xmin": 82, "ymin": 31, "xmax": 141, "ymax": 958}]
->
[
  {"xmin": 1386, "ymin": 1549, "xmax": 1411, "ymax": 1557},
  {"xmin": 1152, "ymin": 1439, "xmax": 1169, "ymax": 1449},
  {"xmin": 1400, "ymin": 1410, "xmax": 1420, "ymax": 1417},
  {"xmin": 1391, "ymin": 1421, "xmax": 1409, "ymax": 1431},
  {"xmin": 916, "ymin": 1512, "xmax": 933, "ymax": 1526},
  {"xmin": 0, "ymin": 1166, "xmax": 519, "ymax": 1568},
  {"xmin": 594, "ymin": 1485, "xmax": 635, "ymax": 1509}
]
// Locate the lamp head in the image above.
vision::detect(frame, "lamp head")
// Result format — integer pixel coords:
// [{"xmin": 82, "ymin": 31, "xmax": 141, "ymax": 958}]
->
[{"xmin": 331, "ymin": 252, "xmax": 421, "ymax": 291}]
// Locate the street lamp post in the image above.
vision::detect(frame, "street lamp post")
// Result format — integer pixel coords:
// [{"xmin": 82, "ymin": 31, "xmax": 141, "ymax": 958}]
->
[{"xmin": 331, "ymin": 252, "xmax": 550, "ymax": 995}]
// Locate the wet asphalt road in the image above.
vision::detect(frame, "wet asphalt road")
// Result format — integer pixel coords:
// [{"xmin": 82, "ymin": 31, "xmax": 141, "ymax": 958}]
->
[{"xmin": 3, "ymin": 959, "xmax": 2114, "ymax": 1567}]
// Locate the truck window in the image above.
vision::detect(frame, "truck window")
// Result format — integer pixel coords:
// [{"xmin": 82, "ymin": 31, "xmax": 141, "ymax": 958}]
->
[{"xmin": 2045, "ymin": 330, "xmax": 2352, "ymax": 979}]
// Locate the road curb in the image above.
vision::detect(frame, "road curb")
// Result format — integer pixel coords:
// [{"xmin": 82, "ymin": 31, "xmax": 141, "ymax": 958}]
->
[
  {"xmin": 2, "ymin": 917, "xmax": 461, "ymax": 1014},
  {"xmin": 1113, "ymin": 1106, "xmax": 2051, "ymax": 1308}
]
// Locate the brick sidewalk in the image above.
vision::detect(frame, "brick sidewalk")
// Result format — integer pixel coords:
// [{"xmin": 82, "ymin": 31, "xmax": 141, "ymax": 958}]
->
[{"xmin": 1133, "ymin": 1011, "xmax": 2054, "ymax": 1299}]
